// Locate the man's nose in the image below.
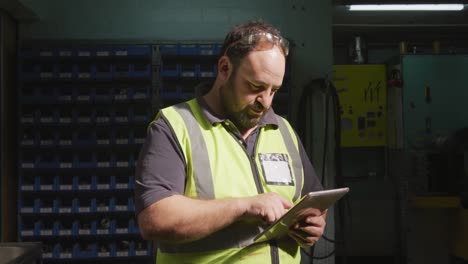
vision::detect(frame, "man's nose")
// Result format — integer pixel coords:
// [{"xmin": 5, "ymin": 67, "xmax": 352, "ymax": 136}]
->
[{"xmin": 256, "ymin": 89, "xmax": 273, "ymax": 109}]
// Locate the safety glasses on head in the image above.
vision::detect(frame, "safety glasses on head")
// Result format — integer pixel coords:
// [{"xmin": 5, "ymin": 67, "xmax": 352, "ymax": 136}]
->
[{"xmin": 223, "ymin": 32, "xmax": 289, "ymax": 57}]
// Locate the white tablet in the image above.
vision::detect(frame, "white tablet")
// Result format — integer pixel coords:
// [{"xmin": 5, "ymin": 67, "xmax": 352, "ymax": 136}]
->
[{"xmin": 253, "ymin": 187, "xmax": 349, "ymax": 243}]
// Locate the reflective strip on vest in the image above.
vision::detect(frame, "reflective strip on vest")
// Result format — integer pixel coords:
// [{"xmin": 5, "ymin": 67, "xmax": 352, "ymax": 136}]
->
[
  {"xmin": 276, "ymin": 117, "xmax": 303, "ymax": 202},
  {"xmin": 172, "ymin": 102, "xmax": 215, "ymax": 200}
]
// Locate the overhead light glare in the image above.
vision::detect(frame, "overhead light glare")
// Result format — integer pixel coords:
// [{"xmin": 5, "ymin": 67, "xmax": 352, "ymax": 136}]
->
[{"xmin": 349, "ymin": 4, "xmax": 465, "ymax": 11}]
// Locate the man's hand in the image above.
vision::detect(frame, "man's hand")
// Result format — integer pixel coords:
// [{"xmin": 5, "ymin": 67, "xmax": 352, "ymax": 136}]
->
[
  {"xmin": 288, "ymin": 209, "xmax": 327, "ymax": 247},
  {"xmin": 242, "ymin": 192, "xmax": 293, "ymax": 224}
]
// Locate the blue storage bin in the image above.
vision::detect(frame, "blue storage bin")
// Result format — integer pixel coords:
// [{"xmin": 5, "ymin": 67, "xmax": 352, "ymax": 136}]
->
[
  {"xmin": 94, "ymin": 46, "xmax": 112, "ymax": 57},
  {"xmin": 52, "ymin": 244, "xmax": 62, "ymax": 259},
  {"xmin": 21, "ymin": 153, "xmax": 37, "ymax": 169},
  {"xmin": 128, "ymin": 219, "xmax": 139, "ymax": 234},
  {"xmin": 115, "ymin": 217, "xmax": 129, "ymax": 234},
  {"xmin": 199, "ymin": 64, "xmax": 217, "ymax": 78},
  {"xmin": 56, "ymin": 197, "xmax": 73, "ymax": 214},
  {"xmin": 114, "ymin": 196, "xmax": 129, "ymax": 212},
  {"xmin": 57, "ymin": 87, "xmax": 74, "ymax": 103},
  {"xmin": 95, "ymin": 197, "xmax": 110, "ymax": 213},
  {"xmin": 57, "ymin": 63, "xmax": 75, "ymax": 79},
  {"xmin": 57, "ymin": 220, "xmax": 73, "ymax": 236},
  {"xmin": 19, "ymin": 219, "xmax": 35, "ymax": 237},
  {"xmin": 39, "ymin": 129, "xmax": 57, "ymax": 147},
  {"xmin": 114, "ymin": 108, "xmax": 129, "ymax": 124},
  {"xmin": 199, "ymin": 43, "xmax": 219, "ymax": 56},
  {"xmin": 132, "ymin": 86, "xmax": 150, "ymax": 100},
  {"xmin": 94, "ymin": 108, "xmax": 112, "ymax": 125},
  {"xmin": 76, "ymin": 63, "xmax": 92, "ymax": 79},
  {"xmin": 131, "ymin": 63, "xmax": 151, "ymax": 78},
  {"xmin": 97, "ymin": 242, "xmax": 112, "ymax": 258},
  {"xmin": 52, "ymin": 221, "xmax": 60, "ymax": 236},
  {"xmin": 113, "ymin": 87, "xmax": 130, "ymax": 101},
  {"xmin": 113, "ymin": 63, "xmax": 131, "ymax": 78},
  {"xmin": 109, "ymin": 175, "xmax": 117, "ymax": 190},
  {"xmin": 77, "ymin": 219, "xmax": 95, "ymax": 235},
  {"xmin": 38, "ymin": 48, "xmax": 56, "ymax": 58},
  {"xmin": 93, "ymin": 63, "xmax": 113, "ymax": 80},
  {"xmin": 37, "ymin": 152, "xmax": 58, "ymax": 169},
  {"xmin": 20, "ymin": 108, "xmax": 37, "ymax": 125},
  {"xmin": 39, "ymin": 220, "xmax": 53, "ymax": 236},
  {"xmin": 76, "ymin": 198, "xmax": 92, "ymax": 213},
  {"xmin": 76, "ymin": 48, "xmax": 92, "ymax": 58},
  {"xmin": 108, "ymin": 197, "xmax": 116, "ymax": 212},
  {"xmin": 38, "ymin": 109, "xmax": 57, "ymax": 124},
  {"xmin": 115, "ymin": 130, "xmax": 130, "ymax": 145},
  {"xmin": 58, "ymin": 174, "xmax": 75, "ymax": 191},
  {"xmin": 20, "ymin": 173, "xmax": 38, "ymax": 191},
  {"xmin": 132, "ymin": 106, "xmax": 149, "ymax": 123},
  {"xmin": 73, "ymin": 242, "xmax": 97, "ymax": 258},
  {"xmin": 20, "ymin": 128, "xmax": 37, "ymax": 147},
  {"xmin": 114, "ymin": 45, "xmax": 151, "ymax": 56},
  {"xmin": 33, "ymin": 221, "xmax": 43, "ymax": 237},
  {"xmin": 128, "ymin": 197, "xmax": 135, "ymax": 212},
  {"xmin": 128, "ymin": 175, "xmax": 135, "ymax": 190},
  {"xmin": 21, "ymin": 63, "xmax": 41, "ymax": 80},
  {"xmin": 19, "ymin": 48, "xmax": 35, "ymax": 58},
  {"xmin": 160, "ymin": 63, "xmax": 180, "ymax": 78},
  {"xmin": 19, "ymin": 198, "xmax": 35, "ymax": 213},
  {"xmin": 39, "ymin": 64, "xmax": 57, "ymax": 80},
  {"xmin": 135, "ymin": 241, "xmax": 150, "ymax": 256},
  {"xmin": 39, "ymin": 174, "xmax": 57, "ymax": 191},
  {"xmin": 134, "ymin": 128, "xmax": 146, "ymax": 145},
  {"xmin": 179, "ymin": 43, "xmax": 198, "ymax": 55},
  {"xmin": 74, "ymin": 108, "xmax": 93, "ymax": 124},
  {"xmin": 77, "ymin": 174, "xmax": 93, "ymax": 190},
  {"xmin": 159, "ymin": 43, "xmax": 178, "ymax": 55},
  {"xmin": 75, "ymin": 86, "xmax": 93, "ymax": 103},
  {"xmin": 180, "ymin": 64, "xmax": 199, "ymax": 78},
  {"xmin": 38, "ymin": 197, "xmax": 54, "ymax": 213},
  {"xmin": 37, "ymin": 86, "xmax": 57, "ymax": 103},
  {"xmin": 57, "ymin": 48, "xmax": 74, "ymax": 57},
  {"xmin": 96, "ymin": 218, "xmax": 112, "ymax": 235}
]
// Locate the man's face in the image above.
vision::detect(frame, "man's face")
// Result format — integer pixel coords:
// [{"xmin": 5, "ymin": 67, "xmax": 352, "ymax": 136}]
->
[{"xmin": 220, "ymin": 46, "xmax": 286, "ymax": 132}]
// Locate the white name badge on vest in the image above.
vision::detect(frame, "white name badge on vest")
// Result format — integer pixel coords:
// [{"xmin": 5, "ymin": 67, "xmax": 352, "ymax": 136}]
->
[{"xmin": 258, "ymin": 153, "xmax": 294, "ymax": 186}]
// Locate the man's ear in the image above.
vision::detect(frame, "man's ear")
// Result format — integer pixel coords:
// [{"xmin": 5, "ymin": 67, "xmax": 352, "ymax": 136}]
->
[{"xmin": 217, "ymin": 56, "xmax": 232, "ymax": 81}]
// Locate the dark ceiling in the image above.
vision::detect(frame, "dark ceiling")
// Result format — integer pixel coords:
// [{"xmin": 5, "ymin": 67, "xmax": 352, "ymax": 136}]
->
[{"xmin": 333, "ymin": 1, "xmax": 468, "ymax": 48}]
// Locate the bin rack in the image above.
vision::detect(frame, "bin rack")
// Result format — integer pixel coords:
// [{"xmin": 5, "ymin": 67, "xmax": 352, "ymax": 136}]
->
[{"xmin": 18, "ymin": 44, "xmax": 154, "ymax": 263}]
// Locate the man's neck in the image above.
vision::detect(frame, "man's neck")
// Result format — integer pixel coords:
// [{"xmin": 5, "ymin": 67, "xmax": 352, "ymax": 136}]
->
[{"xmin": 203, "ymin": 84, "xmax": 257, "ymax": 140}]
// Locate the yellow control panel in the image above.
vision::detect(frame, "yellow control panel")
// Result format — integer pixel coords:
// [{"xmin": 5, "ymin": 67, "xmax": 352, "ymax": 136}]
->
[{"xmin": 333, "ymin": 65, "xmax": 387, "ymax": 147}]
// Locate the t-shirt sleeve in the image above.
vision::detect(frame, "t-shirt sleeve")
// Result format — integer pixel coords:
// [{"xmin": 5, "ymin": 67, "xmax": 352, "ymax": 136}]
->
[
  {"xmin": 134, "ymin": 115, "xmax": 186, "ymax": 215},
  {"xmin": 297, "ymin": 135, "xmax": 323, "ymax": 195}
]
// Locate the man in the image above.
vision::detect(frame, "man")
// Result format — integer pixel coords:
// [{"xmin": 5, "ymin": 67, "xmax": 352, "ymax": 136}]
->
[{"xmin": 135, "ymin": 20, "xmax": 326, "ymax": 263}]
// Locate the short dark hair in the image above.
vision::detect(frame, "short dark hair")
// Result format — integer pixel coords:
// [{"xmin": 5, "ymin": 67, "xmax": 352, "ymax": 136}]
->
[{"xmin": 220, "ymin": 19, "xmax": 284, "ymax": 68}]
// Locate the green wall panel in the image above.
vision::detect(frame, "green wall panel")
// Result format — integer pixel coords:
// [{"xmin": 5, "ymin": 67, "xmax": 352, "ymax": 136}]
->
[{"xmin": 402, "ymin": 55, "xmax": 468, "ymax": 148}]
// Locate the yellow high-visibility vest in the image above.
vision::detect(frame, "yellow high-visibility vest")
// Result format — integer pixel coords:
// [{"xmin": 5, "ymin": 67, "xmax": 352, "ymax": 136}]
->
[{"xmin": 152, "ymin": 99, "xmax": 304, "ymax": 263}]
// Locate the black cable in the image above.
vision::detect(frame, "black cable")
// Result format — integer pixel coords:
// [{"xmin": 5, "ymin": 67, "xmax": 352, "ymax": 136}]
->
[{"xmin": 320, "ymin": 90, "xmax": 330, "ymax": 184}]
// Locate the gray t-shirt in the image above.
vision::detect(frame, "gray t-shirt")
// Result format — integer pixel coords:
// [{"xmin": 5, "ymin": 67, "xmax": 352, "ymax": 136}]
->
[{"xmin": 134, "ymin": 84, "xmax": 322, "ymax": 214}]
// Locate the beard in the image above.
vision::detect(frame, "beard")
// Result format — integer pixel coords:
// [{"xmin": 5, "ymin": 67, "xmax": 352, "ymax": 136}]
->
[{"xmin": 220, "ymin": 76, "xmax": 266, "ymax": 131}]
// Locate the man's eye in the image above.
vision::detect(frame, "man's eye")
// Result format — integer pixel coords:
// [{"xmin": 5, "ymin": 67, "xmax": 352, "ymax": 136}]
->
[{"xmin": 251, "ymin": 84, "xmax": 262, "ymax": 90}]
